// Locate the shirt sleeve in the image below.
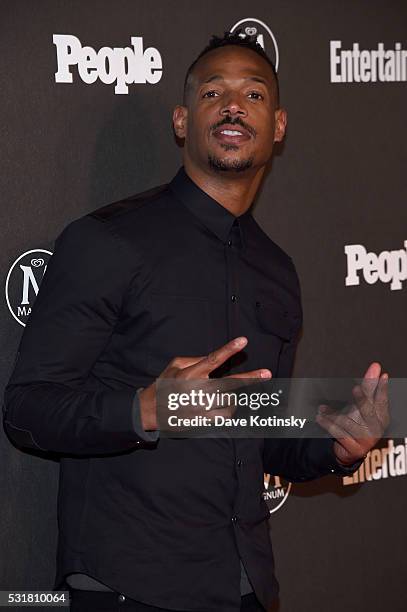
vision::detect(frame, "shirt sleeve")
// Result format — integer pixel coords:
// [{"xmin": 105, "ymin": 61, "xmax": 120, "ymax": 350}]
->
[
  {"xmin": 133, "ymin": 388, "xmax": 160, "ymax": 443},
  {"xmin": 3, "ymin": 215, "xmax": 157, "ymax": 455},
  {"xmin": 263, "ymin": 259, "xmax": 363, "ymax": 481},
  {"xmin": 263, "ymin": 435, "xmax": 363, "ymax": 482}
]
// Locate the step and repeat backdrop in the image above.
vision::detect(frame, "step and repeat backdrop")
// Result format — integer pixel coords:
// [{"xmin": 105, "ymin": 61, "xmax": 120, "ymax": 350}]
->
[{"xmin": 1, "ymin": 1, "xmax": 406, "ymax": 611}]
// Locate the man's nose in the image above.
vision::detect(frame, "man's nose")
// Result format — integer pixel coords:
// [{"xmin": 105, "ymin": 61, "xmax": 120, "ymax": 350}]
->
[{"xmin": 219, "ymin": 93, "xmax": 247, "ymax": 117}]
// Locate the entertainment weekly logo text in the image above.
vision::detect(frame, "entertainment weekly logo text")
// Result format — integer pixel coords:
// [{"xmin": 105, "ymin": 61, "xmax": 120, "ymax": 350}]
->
[
  {"xmin": 343, "ymin": 439, "xmax": 407, "ymax": 486},
  {"xmin": 345, "ymin": 242, "xmax": 407, "ymax": 291},
  {"xmin": 330, "ymin": 41, "xmax": 407, "ymax": 83},
  {"xmin": 53, "ymin": 34, "xmax": 162, "ymax": 94}
]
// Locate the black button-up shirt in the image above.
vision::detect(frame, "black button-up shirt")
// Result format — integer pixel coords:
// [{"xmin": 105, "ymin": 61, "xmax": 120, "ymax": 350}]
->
[{"xmin": 4, "ymin": 167, "xmax": 357, "ymax": 611}]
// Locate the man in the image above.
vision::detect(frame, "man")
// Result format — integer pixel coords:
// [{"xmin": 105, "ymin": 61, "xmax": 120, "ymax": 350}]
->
[{"xmin": 3, "ymin": 31, "xmax": 388, "ymax": 612}]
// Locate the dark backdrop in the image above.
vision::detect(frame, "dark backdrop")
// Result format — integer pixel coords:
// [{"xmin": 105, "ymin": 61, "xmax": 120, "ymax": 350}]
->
[{"xmin": 1, "ymin": 2, "xmax": 406, "ymax": 611}]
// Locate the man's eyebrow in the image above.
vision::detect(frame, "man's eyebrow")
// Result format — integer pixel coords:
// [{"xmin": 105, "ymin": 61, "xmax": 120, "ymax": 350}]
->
[{"xmin": 246, "ymin": 76, "xmax": 268, "ymax": 85}]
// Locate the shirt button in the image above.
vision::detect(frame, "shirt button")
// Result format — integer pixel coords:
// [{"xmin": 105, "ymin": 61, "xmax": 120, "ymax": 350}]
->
[
  {"xmin": 231, "ymin": 515, "xmax": 238, "ymax": 523},
  {"xmin": 227, "ymin": 239, "xmax": 232, "ymax": 247},
  {"xmin": 231, "ymin": 294, "xmax": 238, "ymax": 303},
  {"xmin": 118, "ymin": 594, "xmax": 126, "ymax": 603}
]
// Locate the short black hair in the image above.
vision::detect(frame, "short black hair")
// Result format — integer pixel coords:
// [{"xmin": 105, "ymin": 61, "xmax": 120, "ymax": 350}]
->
[{"xmin": 183, "ymin": 29, "xmax": 279, "ymax": 105}]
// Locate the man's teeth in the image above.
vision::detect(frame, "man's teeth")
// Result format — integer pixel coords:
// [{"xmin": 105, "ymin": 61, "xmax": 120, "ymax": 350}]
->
[{"xmin": 220, "ymin": 129, "xmax": 243, "ymax": 136}]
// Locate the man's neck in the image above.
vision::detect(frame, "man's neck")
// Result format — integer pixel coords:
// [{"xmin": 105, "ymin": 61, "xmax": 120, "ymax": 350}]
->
[{"xmin": 183, "ymin": 160, "xmax": 265, "ymax": 217}]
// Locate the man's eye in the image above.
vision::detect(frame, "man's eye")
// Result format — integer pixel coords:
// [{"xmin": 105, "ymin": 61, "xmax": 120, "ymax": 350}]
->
[
  {"xmin": 202, "ymin": 90, "xmax": 219, "ymax": 98},
  {"xmin": 248, "ymin": 91, "xmax": 264, "ymax": 100}
]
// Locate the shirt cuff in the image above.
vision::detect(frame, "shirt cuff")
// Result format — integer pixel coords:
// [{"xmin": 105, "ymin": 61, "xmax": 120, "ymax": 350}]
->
[
  {"xmin": 132, "ymin": 387, "xmax": 160, "ymax": 443},
  {"xmin": 328, "ymin": 438, "xmax": 364, "ymax": 476}
]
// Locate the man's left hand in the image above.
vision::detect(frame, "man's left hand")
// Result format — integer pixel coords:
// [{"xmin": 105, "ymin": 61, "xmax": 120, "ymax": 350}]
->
[{"xmin": 316, "ymin": 362, "xmax": 390, "ymax": 466}]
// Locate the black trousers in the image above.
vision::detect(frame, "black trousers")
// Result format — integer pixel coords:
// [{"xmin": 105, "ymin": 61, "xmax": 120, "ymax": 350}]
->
[{"xmin": 69, "ymin": 588, "xmax": 265, "ymax": 611}]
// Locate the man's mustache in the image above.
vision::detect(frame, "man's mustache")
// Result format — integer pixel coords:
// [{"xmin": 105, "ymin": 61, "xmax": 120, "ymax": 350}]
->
[{"xmin": 210, "ymin": 116, "xmax": 256, "ymax": 138}]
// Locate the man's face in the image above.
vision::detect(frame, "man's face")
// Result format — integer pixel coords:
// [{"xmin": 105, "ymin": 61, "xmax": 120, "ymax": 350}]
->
[{"xmin": 173, "ymin": 45, "xmax": 286, "ymax": 174}]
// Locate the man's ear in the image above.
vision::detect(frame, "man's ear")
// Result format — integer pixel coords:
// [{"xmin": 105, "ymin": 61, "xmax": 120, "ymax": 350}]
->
[
  {"xmin": 173, "ymin": 105, "xmax": 188, "ymax": 139},
  {"xmin": 273, "ymin": 108, "xmax": 287, "ymax": 143}
]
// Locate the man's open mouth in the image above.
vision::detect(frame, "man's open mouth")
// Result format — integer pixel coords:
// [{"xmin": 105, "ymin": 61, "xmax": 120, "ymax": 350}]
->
[{"xmin": 212, "ymin": 124, "xmax": 252, "ymax": 145}]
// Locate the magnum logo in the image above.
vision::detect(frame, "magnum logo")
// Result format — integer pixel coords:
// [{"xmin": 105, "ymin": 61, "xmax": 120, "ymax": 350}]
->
[
  {"xmin": 5, "ymin": 249, "xmax": 52, "ymax": 326},
  {"xmin": 263, "ymin": 474, "xmax": 292, "ymax": 514}
]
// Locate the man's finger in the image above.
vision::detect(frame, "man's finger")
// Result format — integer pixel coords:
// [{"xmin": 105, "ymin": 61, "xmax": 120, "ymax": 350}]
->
[
  {"xmin": 318, "ymin": 407, "xmax": 380, "ymax": 439},
  {"xmin": 352, "ymin": 384, "xmax": 376, "ymax": 421},
  {"xmin": 160, "ymin": 356, "xmax": 205, "ymax": 378},
  {"xmin": 360, "ymin": 362, "xmax": 381, "ymax": 401},
  {"xmin": 316, "ymin": 411, "xmax": 352, "ymax": 440},
  {"xmin": 316, "ymin": 413, "xmax": 366, "ymax": 455},
  {"xmin": 374, "ymin": 373, "xmax": 390, "ymax": 429},
  {"xmin": 352, "ymin": 379, "xmax": 387, "ymax": 432},
  {"xmin": 171, "ymin": 356, "xmax": 206, "ymax": 369},
  {"xmin": 207, "ymin": 407, "xmax": 236, "ymax": 420},
  {"xmin": 224, "ymin": 369, "xmax": 272, "ymax": 380},
  {"xmin": 184, "ymin": 337, "xmax": 248, "ymax": 377}
]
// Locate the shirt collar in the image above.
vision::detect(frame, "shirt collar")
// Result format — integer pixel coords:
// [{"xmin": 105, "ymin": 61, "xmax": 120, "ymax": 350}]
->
[{"xmin": 169, "ymin": 166, "xmax": 250, "ymax": 246}]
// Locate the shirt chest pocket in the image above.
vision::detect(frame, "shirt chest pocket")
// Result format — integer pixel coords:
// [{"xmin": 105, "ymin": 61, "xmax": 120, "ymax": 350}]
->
[
  {"xmin": 253, "ymin": 301, "xmax": 301, "ymax": 373},
  {"xmin": 147, "ymin": 293, "xmax": 213, "ymax": 376}
]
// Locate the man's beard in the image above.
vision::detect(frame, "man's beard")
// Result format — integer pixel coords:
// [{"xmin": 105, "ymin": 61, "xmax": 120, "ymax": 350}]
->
[{"xmin": 208, "ymin": 152, "xmax": 254, "ymax": 173}]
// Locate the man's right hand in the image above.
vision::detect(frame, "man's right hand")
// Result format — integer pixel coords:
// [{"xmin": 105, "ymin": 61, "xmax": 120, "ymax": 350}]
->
[{"xmin": 138, "ymin": 336, "xmax": 272, "ymax": 431}]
